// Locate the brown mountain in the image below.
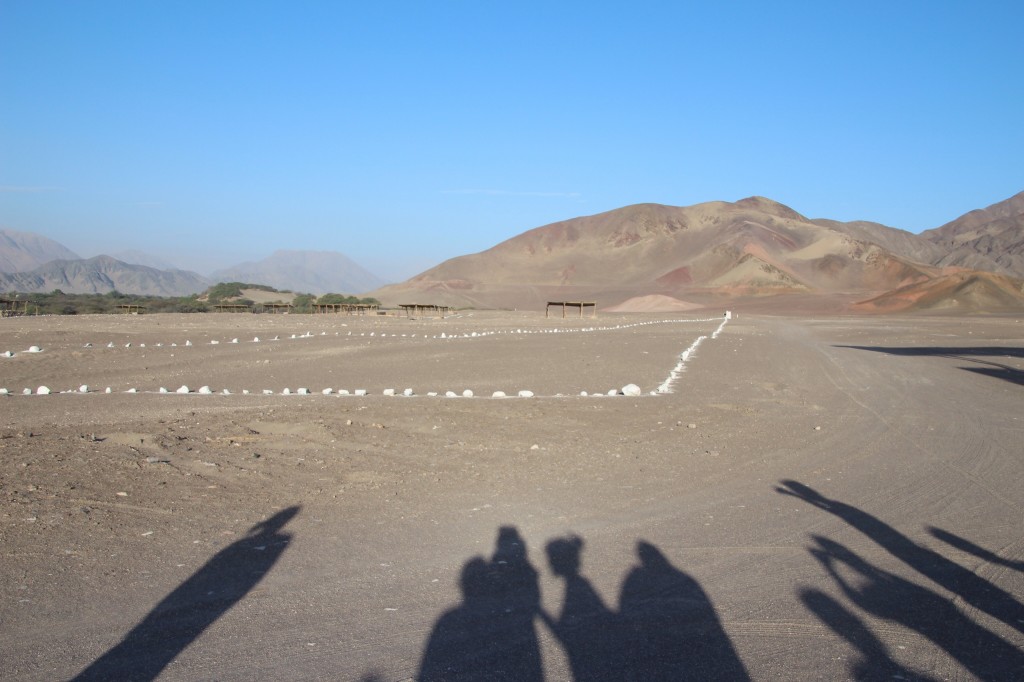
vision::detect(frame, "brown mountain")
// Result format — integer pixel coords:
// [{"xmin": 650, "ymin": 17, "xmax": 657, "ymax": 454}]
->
[
  {"xmin": 370, "ymin": 197, "xmax": 944, "ymax": 310},
  {"xmin": 920, "ymin": 191, "xmax": 1024, "ymax": 276},
  {"xmin": 810, "ymin": 218, "xmax": 948, "ymax": 265},
  {"xmin": 0, "ymin": 228, "xmax": 81, "ymax": 273},
  {"xmin": 0, "ymin": 255, "xmax": 210, "ymax": 296},
  {"xmin": 852, "ymin": 271, "xmax": 1024, "ymax": 314}
]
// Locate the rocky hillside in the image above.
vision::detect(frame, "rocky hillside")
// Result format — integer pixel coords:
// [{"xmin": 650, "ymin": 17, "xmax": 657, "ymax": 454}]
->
[
  {"xmin": 920, "ymin": 191, "xmax": 1024, "ymax": 277},
  {"xmin": 0, "ymin": 255, "xmax": 210, "ymax": 296},
  {"xmin": 370, "ymin": 197, "xmax": 946, "ymax": 309},
  {"xmin": 0, "ymin": 228, "xmax": 80, "ymax": 273}
]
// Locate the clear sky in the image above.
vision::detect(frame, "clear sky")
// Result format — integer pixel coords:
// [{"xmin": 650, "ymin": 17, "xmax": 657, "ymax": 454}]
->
[{"xmin": 2, "ymin": 2, "xmax": 1022, "ymax": 281}]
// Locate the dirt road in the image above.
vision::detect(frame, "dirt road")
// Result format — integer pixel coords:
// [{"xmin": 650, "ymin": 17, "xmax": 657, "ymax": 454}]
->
[{"xmin": 2, "ymin": 311, "xmax": 1022, "ymax": 680}]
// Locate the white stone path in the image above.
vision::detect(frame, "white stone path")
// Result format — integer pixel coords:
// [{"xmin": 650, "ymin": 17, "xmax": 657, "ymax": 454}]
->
[{"xmin": 2, "ymin": 316, "xmax": 729, "ymax": 399}]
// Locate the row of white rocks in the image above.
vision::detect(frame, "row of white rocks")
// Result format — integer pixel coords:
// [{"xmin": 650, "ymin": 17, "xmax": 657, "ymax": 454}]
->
[
  {"xmin": 2, "ymin": 317, "xmax": 726, "ymax": 358},
  {"xmin": 2, "ymin": 317, "xmax": 728, "ymax": 398},
  {"xmin": 656, "ymin": 317, "xmax": 729, "ymax": 394},
  {"xmin": 1, "ymin": 384, "xmax": 643, "ymax": 398}
]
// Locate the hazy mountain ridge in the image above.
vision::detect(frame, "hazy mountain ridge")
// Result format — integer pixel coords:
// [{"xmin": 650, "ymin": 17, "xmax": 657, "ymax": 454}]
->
[
  {"xmin": 0, "ymin": 255, "xmax": 211, "ymax": 296},
  {"xmin": 0, "ymin": 228, "xmax": 81, "ymax": 273},
  {"xmin": 211, "ymin": 250, "xmax": 385, "ymax": 295}
]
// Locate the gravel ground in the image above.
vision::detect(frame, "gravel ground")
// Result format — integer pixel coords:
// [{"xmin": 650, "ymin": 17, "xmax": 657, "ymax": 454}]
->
[{"xmin": 1, "ymin": 310, "xmax": 1022, "ymax": 680}]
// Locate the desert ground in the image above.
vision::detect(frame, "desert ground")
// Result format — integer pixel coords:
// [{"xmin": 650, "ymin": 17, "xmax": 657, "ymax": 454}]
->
[{"xmin": 1, "ymin": 309, "xmax": 1022, "ymax": 680}]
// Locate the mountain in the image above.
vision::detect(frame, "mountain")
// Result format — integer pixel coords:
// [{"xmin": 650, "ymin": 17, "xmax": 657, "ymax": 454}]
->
[
  {"xmin": 0, "ymin": 228, "xmax": 80, "ymax": 273},
  {"xmin": 369, "ymin": 197, "xmax": 945, "ymax": 310},
  {"xmin": 853, "ymin": 271, "xmax": 1024, "ymax": 314},
  {"xmin": 212, "ymin": 250, "xmax": 385, "ymax": 295},
  {"xmin": 0, "ymin": 255, "xmax": 211, "ymax": 296},
  {"xmin": 810, "ymin": 218, "xmax": 948, "ymax": 265},
  {"xmin": 920, "ymin": 191, "xmax": 1024, "ymax": 277}
]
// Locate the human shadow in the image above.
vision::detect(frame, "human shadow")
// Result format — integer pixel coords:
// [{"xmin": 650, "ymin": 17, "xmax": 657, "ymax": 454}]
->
[
  {"xmin": 541, "ymin": 535, "xmax": 631, "ymax": 681},
  {"xmin": 418, "ymin": 526, "xmax": 543, "ymax": 681},
  {"xmin": 618, "ymin": 541, "xmax": 750, "ymax": 681},
  {"xmin": 777, "ymin": 479, "xmax": 1024, "ymax": 635},
  {"xmin": 72, "ymin": 506, "xmax": 300, "ymax": 682},
  {"xmin": 928, "ymin": 526, "xmax": 1024, "ymax": 571},
  {"xmin": 418, "ymin": 529, "xmax": 749, "ymax": 681},
  {"xmin": 800, "ymin": 588, "xmax": 938, "ymax": 682},
  {"xmin": 836, "ymin": 345, "xmax": 1024, "ymax": 387},
  {"xmin": 807, "ymin": 535, "xmax": 1024, "ymax": 680}
]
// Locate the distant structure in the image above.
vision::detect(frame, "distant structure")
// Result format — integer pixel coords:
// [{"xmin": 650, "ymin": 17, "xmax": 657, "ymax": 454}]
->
[
  {"xmin": 398, "ymin": 304, "xmax": 452, "ymax": 318},
  {"xmin": 1, "ymin": 298, "xmax": 29, "ymax": 317},
  {"xmin": 213, "ymin": 304, "xmax": 252, "ymax": 313},
  {"xmin": 546, "ymin": 301, "xmax": 596, "ymax": 318},
  {"xmin": 313, "ymin": 303, "xmax": 380, "ymax": 315},
  {"xmin": 262, "ymin": 303, "xmax": 294, "ymax": 314},
  {"xmin": 116, "ymin": 304, "xmax": 146, "ymax": 314}
]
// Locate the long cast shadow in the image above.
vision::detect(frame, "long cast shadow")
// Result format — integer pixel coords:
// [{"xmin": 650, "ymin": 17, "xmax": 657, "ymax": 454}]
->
[
  {"xmin": 417, "ymin": 527, "xmax": 748, "ymax": 681},
  {"xmin": 807, "ymin": 535, "xmax": 1024, "ymax": 680},
  {"xmin": 837, "ymin": 345, "xmax": 1024, "ymax": 387},
  {"xmin": 928, "ymin": 526, "xmax": 1024, "ymax": 571},
  {"xmin": 777, "ymin": 480, "xmax": 1024, "ymax": 635},
  {"xmin": 72, "ymin": 506, "xmax": 300, "ymax": 682},
  {"xmin": 800, "ymin": 588, "xmax": 939, "ymax": 682}
]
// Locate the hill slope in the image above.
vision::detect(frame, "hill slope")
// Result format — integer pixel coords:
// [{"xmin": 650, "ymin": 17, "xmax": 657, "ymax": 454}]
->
[
  {"xmin": 920, "ymin": 191, "xmax": 1024, "ymax": 276},
  {"xmin": 370, "ymin": 197, "xmax": 942, "ymax": 310},
  {"xmin": 853, "ymin": 271, "xmax": 1024, "ymax": 313}
]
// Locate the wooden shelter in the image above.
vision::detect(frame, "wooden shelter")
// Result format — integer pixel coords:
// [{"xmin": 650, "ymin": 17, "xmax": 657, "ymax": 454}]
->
[
  {"xmin": 314, "ymin": 303, "xmax": 380, "ymax": 315},
  {"xmin": 1, "ymin": 298, "xmax": 29, "ymax": 317},
  {"xmin": 116, "ymin": 304, "xmax": 146, "ymax": 314},
  {"xmin": 213, "ymin": 304, "xmax": 251, "ymax": 313},
  {"xmin": 546, "ymin": 301, "xmax": 597, "ymax": 318},
  {"xmin": 262, "ymin": 303, "xmax": 294, "ymax": 314},
  {"xmin": 399, "ymin": 303, "xmax": 451, "ymax": 318}
]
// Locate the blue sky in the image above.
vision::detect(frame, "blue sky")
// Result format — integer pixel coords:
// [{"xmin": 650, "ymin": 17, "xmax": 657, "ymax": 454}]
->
[{"xmin": 2, "ymin": 1, "xmax": 1022, "ymax": 281}]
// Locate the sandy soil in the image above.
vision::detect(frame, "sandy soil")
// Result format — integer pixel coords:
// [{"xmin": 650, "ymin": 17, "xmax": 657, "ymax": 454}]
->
[{"xmin": 2, "ymin": 310, "xmax": 1022, "ymax": 680}]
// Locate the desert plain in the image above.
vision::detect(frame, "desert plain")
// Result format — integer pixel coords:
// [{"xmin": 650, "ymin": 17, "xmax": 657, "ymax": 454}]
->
[{"xmin": 1, "ymin": 309, "xmax": 1022, "ymax": 680}]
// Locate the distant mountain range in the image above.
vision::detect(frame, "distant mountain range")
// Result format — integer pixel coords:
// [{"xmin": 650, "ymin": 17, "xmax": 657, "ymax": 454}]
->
[
  {"xmin": 370, "ymin": 191, "xmax": 1024, "ymax": 313},
  {"xmin": 211, "ymin": 250, "xmax": 384, "ymax": 295},
  {"xmin": 0, "ymin": 232, "xmax": 386, "ymax": 296},
  {"xmin": 0, "ymin": 255, "xmax": 211, "ymax": 297},
  {"xmin": 3, "ymin": 191, "xmax": 1023, "ymax": 311}
]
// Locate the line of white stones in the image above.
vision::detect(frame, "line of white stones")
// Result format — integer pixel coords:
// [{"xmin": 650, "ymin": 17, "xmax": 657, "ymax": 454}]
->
[
  {"xmin": 1, "ymin": 317, "xmax": 729, "ymax": 399},
  {"xmin": 655, "ymin": 317, "xmax": 729, "ymax": 394},
  {"xmin": 1, "ymin": 316, "xmax": 726, "ymax": 358}
]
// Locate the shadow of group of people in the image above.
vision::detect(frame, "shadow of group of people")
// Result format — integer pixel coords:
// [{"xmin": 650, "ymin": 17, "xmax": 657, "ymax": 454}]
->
[
  {"xmin": 778, "ymin": 480, "xmax": 1024, "ymax": 681},
  {"xmin": 418, "ymin": 527, "xmax": 749, "ymax": 681}
]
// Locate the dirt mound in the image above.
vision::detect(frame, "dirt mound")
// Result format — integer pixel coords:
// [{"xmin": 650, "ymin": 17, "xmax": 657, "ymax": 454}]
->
[
  {"xmin": 853, "ymin": 271, "xmax": 1024, "ymax": 313},
  {"xmin": 603, "ymin": 294, "xmax": 704, "ymax": 313}
]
